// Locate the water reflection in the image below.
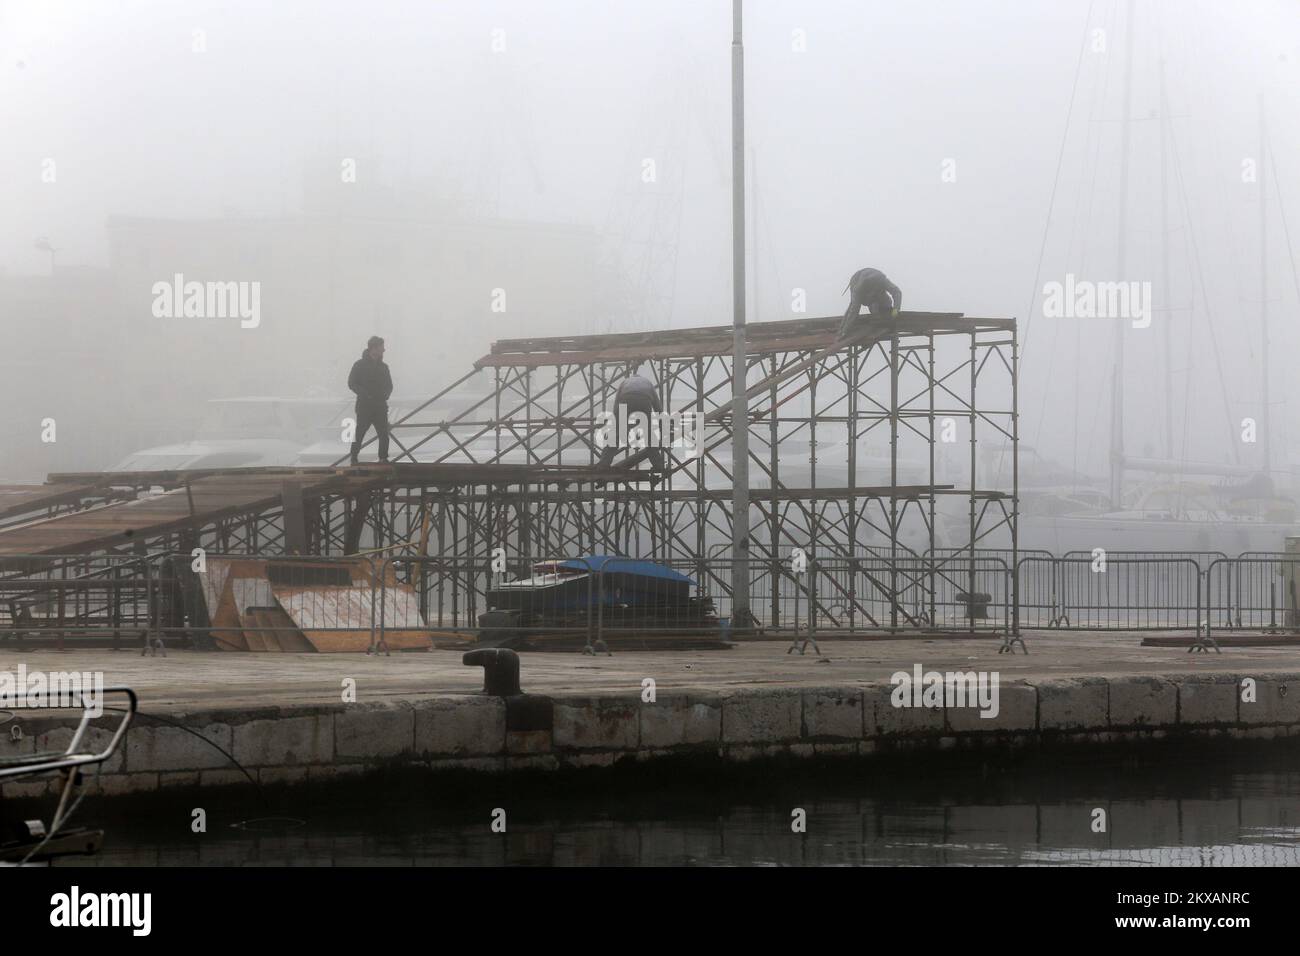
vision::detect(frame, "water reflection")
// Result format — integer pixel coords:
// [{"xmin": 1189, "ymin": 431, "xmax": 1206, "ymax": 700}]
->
[{"xmin": 55, "ymin": 762, "xmax": 1300, "ymax": 867}]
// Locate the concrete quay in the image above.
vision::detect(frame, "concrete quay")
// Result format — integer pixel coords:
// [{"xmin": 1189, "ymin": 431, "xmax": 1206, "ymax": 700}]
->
[{"xmin": 3, "ymin": 631, "xmax": 1298, "ymax": 798}]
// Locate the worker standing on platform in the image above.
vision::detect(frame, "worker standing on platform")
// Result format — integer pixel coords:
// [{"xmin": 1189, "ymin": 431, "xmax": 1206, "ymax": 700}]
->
[
  {"xmin": 348, "ymin": 335, "xmax": 393, "ymax": 465},
  {"xmin": 600, "ymin": 367, "xmax": 665, "ymax": 472},
  {"xmin": 839, "ymin": 267, "xmax": 902, "ymax": 338}
]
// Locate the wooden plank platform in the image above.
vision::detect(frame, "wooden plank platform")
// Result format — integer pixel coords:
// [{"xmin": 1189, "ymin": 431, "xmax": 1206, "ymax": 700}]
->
[
  {"xmin": 477, "ymin": 313, "xmax": 1013, "ymax": 368},
  {"xmin": 0, "ymin": 482, "xmax": 102, "ymax": 521},
  {"xmin": 1141, "ymin": 633, "xmax": 1300, "ymax": 647},
  {"xmin": 0, "ymin": 464, "xmax": 644, "ymax": 557}
]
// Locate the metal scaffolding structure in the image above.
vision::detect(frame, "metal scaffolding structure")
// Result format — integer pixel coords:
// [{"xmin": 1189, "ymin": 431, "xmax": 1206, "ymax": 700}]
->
[
  {"xmin": 364, "ymin": 312, "xmax": 1017, "ymax": 561},
  {"xmin": 0, "ymin": 311, "xmax": 1017, "ymax": 636}
]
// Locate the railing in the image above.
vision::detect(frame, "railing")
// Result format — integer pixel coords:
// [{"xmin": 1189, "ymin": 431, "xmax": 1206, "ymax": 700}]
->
[
  {"xmin": 6, "ymin": 548, "xmax": 1300, "ymax": 650},
  {"xmin": 0, "ymin": 554, "xmax": 155, "ymax": 650},
  {"xmin": 376, "ymin": 552, "xmax": 1013, "ymax": 648},
  {"xmin": 1062, "ymin": 549, "xmax": 1227, "ymax": 570},
  {"xmin": 380, "ymin": 555, "xmax": 598, "ymax": 652},
  {"xmin": 1015, "ymin": 556, "xmax": 1202, "ymax": 631},
  {"xmin": 1204, "ymin": 554, "xmax": 1300, "ymax": 637}
]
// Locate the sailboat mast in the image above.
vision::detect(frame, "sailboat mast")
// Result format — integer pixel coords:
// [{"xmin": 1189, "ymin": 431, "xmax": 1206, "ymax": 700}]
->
[
  {"xmin": 1160, "ymin": 60, "xmax": 1173, "ymax": 461},
  {"xmin": 750, "ymin": 145, "xmax": 758, "ymax": 323},
  {"xmin": 1110, "ymin": 0, "xmax": 1136, "ymax": 508},
  {"xmin": 1259, "ymin": 93, "xmax": 1271, "ymax": 480}
]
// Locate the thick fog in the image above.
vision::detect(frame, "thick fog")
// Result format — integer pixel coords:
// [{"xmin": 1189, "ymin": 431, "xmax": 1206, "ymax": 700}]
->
[{"xmin": 2, "ymin": 0, "xmax": 1298, "ymax": 487}]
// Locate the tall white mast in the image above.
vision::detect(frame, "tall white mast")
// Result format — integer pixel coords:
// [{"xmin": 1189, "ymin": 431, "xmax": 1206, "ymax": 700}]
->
[
  {"xmin": 1259, "ymin": 93, "xmax": 1271, "ymax": 480},
  {"xmin": 1110, "ymin": 0, "xmax": 1136, "ymax": 509}
]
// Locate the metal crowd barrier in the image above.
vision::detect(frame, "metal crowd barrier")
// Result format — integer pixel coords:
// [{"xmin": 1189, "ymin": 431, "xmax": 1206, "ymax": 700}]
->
[
  {"xmin": 0, "ymin": 554, "xmax": 155, "ymax": 650},
  {"xmin": 1014, "ymin": 556, "xmax": 1202, "ymax": 631},
  {"xmin": 802, "ymin": 554, "xmax": 1012, "ymax": 634},
  {"xmin": 1204, "ymin": 555, "xmax": 1300, "ymax": 639},
  {"xmin": 9, "ymin": 547, "xmax": 1300, "ymax": 652},
  {"xmin": 380, "ymin": 554, "xmax": 599, "ymax": 652},
  {"xmin": 1062, "ymin": 549, "xmax": 1227, "ymax": 570},
  {"xmin": 374, "ymin": 551, "xmax": 1016, "ymax": 650}
]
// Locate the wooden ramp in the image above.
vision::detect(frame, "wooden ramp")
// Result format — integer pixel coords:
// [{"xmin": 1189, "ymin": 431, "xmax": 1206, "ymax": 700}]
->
[
  {"xmin": 241, "ymin": 606, "xmax": 314, "ymax": 652},
  {"xmin": 199, "ymin": 556, "xmax": 431, "ymax": 653},
  {"xmin": 270, "ymin": 582, "xmax": 431, "ymax": 652}
]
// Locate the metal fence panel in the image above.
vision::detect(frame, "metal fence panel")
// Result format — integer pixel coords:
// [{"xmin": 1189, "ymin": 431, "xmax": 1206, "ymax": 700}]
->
[
  {"xmin": 0, "ymin": 554, "xmax": 155, "ymax": 649},
  {"xmin": 1016, "ymin": 556, "xmax": 1201, "ymax": 630},
  {"xmin": 1205, "ymin": 556, "xmax": 1300, "ymax": 634}
]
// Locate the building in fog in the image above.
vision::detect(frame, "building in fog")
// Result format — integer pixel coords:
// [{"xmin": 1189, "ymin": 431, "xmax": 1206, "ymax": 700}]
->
[
  {"xmin": 0, "ymin": 266, "xmax": 193, "ymax": 481},
  {"xmin": 4, "ymin": 192, "xmax": 616, "ymax": 481},
  {"xmin": 106, "ymin": 205, "xmax": 606, "ymax": 400}
]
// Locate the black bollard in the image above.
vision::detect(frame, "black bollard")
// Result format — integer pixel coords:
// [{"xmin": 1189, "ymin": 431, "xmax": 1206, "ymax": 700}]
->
[{"xmin": 463, "ymin": 647, "xmax": 522, "ymax": 697}]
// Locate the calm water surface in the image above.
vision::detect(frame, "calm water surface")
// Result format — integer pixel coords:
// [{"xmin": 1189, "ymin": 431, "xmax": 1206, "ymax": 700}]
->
[{"xmin": 54, "ymin": 747, "xmax": 1300, "ymax": 866}]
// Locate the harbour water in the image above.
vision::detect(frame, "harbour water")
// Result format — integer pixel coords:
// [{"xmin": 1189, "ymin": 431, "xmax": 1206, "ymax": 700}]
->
[{"xmin": 53, "ymin": 744, "xmax": 1300, "ymax": 867}]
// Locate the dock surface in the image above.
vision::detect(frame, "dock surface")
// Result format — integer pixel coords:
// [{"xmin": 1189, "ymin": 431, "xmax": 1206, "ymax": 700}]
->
[
  {"xmin": 4, "ymin": 633, "xmax": 1298, "ymax": 799},
  {"xmin": 1, "ymin": 631, "xmax": 1294, "ymax": 710}
]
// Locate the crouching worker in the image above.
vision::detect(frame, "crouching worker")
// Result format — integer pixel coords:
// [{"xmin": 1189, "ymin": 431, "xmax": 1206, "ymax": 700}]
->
[
  {"xmin": 598, "ymin": 368, "xmax": 666, "ymax": 473},
  {"xmin": 839, "ymin": 267, "xmax": 902, "ymax": 339}
]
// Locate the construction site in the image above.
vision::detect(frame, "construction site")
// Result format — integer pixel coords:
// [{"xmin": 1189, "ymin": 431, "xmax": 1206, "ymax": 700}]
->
[
  {"xmin": 6, "ymin": 0, "xmax": 1300, "ymax": 894},
  {"xmin": 0, "ymin": 312, "xmax": 1020, "ymax": 653}
]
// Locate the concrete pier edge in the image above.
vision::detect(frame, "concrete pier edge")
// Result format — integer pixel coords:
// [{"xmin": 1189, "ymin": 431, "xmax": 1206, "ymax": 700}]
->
[{"xmin": 4, "ymin": 671, "xmax": 1298, "ymax": 799}]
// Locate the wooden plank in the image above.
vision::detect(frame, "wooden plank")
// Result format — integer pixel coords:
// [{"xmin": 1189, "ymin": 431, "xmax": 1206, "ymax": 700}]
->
[
  {"xmin": 487, "ymin": 313, "xmax": 990, "ymax": 355},
  {"xmin": 243, "ymin": 606, "xmax": 312, "ymax": 652},
  {"xmin": 240, "ymin": 614, "xmax": 273, "ymax": 652},
  {"xmin": 479, "ymin": 313, "xmax": 1002, "ymax": 367},
  {"xmin": 301, "ymin": 628, "xmax": 430, "ymax": 652},
  {"xmin": 0, "ymin": 483, "xmax": 99, "ymax": 520}
]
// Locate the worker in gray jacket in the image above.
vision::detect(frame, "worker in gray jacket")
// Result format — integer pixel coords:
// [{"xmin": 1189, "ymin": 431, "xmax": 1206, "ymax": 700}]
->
[
  {"xmin": 839, "ymin": 267, "xmax": 902, "ymax": 338},
  {"xmin": 599, "ymin": 369, "xmax": 665, "ymax": 472}
]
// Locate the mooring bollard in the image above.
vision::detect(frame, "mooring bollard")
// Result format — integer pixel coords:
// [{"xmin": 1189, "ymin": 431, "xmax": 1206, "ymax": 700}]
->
[{"xmin": 463, "ymin": 647, "xmax": 522, "ymax": 696}]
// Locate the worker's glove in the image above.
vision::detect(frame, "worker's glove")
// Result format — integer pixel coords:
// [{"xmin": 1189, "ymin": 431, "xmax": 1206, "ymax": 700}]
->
[{"xmin": 891, "ymin": 308, "xmax": 899, "ymax": 318}]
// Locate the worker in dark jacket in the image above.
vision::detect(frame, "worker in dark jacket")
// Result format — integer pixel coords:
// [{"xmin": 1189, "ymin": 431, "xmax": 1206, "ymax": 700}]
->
[
  {"xmin": 599, "ymin": 369, "xmax": 665, "ymax": 471},
  {"xmin": 839, "ymin": 267, "xmax": 902, "ymax": 338},
  {"xmin": 347, "ymin": 335, "xmax": 393, "ymax": 465}
]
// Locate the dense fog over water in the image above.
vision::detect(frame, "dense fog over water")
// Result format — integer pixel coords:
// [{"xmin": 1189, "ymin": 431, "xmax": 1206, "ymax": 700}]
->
[{"xmin": 3, "ymin": 0, "xmax": 1298, "ymax": 487}]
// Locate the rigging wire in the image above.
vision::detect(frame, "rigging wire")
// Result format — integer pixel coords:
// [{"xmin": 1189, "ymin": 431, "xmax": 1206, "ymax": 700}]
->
[
  {"xmin": 1047, "ymin": 0, "xmax": 1116, "ymax": 486},
  {"xmin": 1267, "ymin": 132, "xmax": 1300, "ymax": 468},
  {"xmin": 995, "ymin": 0, "xmax": 1097, "ymax": 491},
  {"xmin": 1166, "ymin": 101, "xmax": 1244, "ymax": 466},
  {"xmin": 1017, "ymin": 0, "xmax": 1101, "ymax": 369}
]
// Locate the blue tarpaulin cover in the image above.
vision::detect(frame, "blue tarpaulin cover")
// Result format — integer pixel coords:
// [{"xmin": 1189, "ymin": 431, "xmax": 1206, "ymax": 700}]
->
[{"xmin": 556, "ymin": 555, "xmax": 695, "ymax": 586}]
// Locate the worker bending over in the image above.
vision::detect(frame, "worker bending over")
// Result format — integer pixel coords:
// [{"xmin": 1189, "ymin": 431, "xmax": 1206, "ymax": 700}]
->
[
  {"xmin": 839, "ymin": 267, "xmax": 902, "ymax": 338},
  {"xmin": 599, "ymin": 368, "xmax": 666, "ymax": 472}
]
